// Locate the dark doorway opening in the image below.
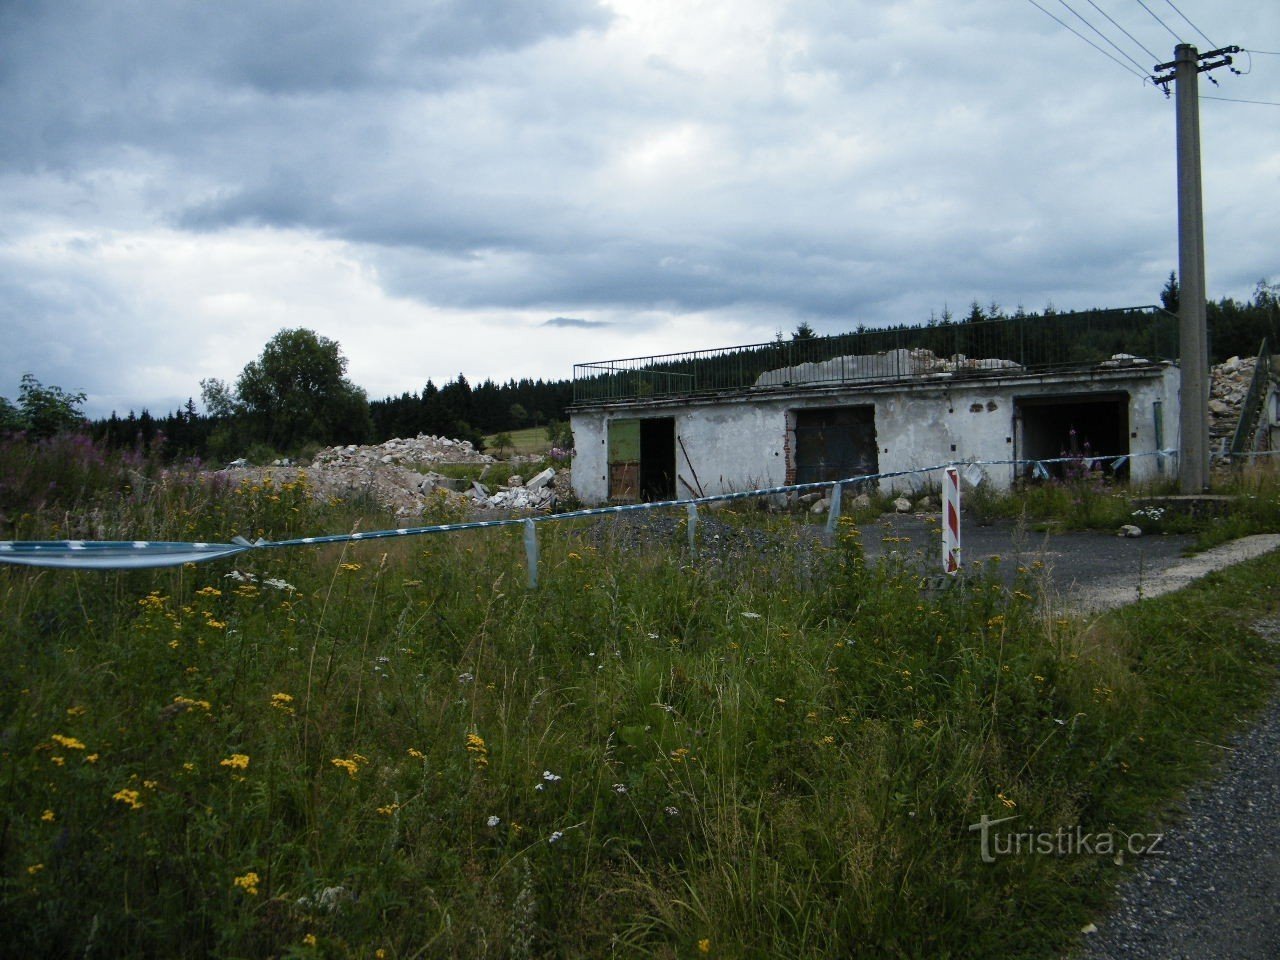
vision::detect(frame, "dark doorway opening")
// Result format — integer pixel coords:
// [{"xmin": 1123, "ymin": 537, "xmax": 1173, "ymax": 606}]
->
[
  {"xmin": 793, "ymin": 406, "xmax": 879, "ymax": 484},
  {"xmin": 639, "ymin": 418, "xmax": 676, "ymax": 501},
  {"xmin": 608, "ymin": 417, "xmax": 675, "ymax": 502},
  {"xmin": 1016, "ymin": 393, "xmax": 1129, "ymax": 479}
]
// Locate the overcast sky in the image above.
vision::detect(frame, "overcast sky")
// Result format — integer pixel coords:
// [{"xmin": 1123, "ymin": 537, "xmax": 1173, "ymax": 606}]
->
[{"xmin": 1, "ymin": 0, "xmax": 1277, "ymax": 418}]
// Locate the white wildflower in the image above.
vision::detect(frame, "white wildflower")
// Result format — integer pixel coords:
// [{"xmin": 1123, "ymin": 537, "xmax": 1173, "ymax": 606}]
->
[
  {"xmin": 548, "ymin": 831, "xmax": 564, "ymax": 844},
  {"xmin": 542, "ymin": 770, "xmax": 562, "ymax": 782},
  {"xmin": 486, "ymin": 815, "xmax": 501, "ymax": 827},
  {"xmin": 740, "ymin": 611, "xmax": 762, "ymax": 619}
]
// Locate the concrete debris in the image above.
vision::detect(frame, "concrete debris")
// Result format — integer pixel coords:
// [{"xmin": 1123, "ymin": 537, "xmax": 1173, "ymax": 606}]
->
[
  {"xmin": 311, "ymin": 434, "xmax": 494, "ymax": 469},
  {"xmin": 525, "ymin": 467, "xmax": 557, "ymax": 492},
  {"xmin": 1208, "ymin": 355, "xmax": 1259, "ymax": 447},
  {"xmin": 893, "ymin": 496, "xmax": 913, "ymax": 513},
  {"xmin": 1118, "ymin": 524, "xmax": 1143, "ymax": 538},
  {"xmin": 212, "ymin": 434, "xmax": 571, "ymax": 522},
  {"xmin": 810, "ymin": 497, "xmax": 830, "ymax": 515},
  {"xmin": 755, "ymin": 347, "xmax": 1023, "ymax": 388}
]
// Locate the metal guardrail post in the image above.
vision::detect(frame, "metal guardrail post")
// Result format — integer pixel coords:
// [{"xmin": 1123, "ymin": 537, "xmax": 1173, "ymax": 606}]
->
[
  {"xmin": 523, "ymin": 519, "xmax": 539, "ymax": 589},
  {"xmin": 825, "ymin": 481, "xmax": 843, "ymax": 534}
]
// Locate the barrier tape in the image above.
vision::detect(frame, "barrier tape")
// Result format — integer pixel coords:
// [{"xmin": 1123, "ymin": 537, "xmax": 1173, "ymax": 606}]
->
[{"xmin": 0, "ymin": 449, "xmax": 1179, "ymax": 571}]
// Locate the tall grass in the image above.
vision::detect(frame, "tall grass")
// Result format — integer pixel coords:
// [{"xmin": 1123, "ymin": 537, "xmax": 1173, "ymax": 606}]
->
[{"xmin": 1, "ymin": 438, "xmax": 1277, "ymax": 957}]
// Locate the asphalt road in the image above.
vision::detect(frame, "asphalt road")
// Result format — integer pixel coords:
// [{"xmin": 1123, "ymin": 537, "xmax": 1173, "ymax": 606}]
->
[{"xmin": 857, "ymin": 513, "xmax": 1199, "ymax": 607}]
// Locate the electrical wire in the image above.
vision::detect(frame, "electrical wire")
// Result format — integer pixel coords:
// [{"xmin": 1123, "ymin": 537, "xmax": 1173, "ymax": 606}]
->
[
  {"xmin": 1057, "ymin": 0, "xmax": 1151, "ymax": 74},
  {"xmin": 1161, "ymin": 0, "xmax": 1216, "ymax": 49},
  {"xmin": 1084, "ymin": 0, "xmax": 1161, "ymax": 63},
  {"xmin": 1201, "ymin": 95, "xmax": 1280, "ymax": 106},
  {"xmin": 1244, "ymin": 49, "xmax": 1280, "ymax": 56},
  {"xmin": 1134, "ymin": 0, "xmax": 1184, "ymax": 44},
  {"xmin": 1024, "ymin": 0, "xmax": 1150, "ymax": 79}
]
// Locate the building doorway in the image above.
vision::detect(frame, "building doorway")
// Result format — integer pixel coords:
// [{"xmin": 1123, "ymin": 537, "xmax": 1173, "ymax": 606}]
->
[
  {"xmin": 608, "ymin": 417, "xmax": 676, "ymax": 502},
  {"xmin": 793, "ymin": 406, "xmax": 879, "ymax": 484},
  {"xmin": 1015, "ymin": 393, "xmax": 1129, "ymax": 479}
]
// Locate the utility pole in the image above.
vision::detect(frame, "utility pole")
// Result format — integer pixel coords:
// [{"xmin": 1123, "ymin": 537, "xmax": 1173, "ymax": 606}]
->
[{"xmin": 1153, "ymin": 44, "xmax": 1239, "ymax": 493}]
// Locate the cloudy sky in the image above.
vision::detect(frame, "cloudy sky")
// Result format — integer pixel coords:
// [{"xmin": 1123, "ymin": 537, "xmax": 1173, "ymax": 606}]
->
[{"xmin": 1, "ymin": 0, "xmax": 1277, "ymax": 418}]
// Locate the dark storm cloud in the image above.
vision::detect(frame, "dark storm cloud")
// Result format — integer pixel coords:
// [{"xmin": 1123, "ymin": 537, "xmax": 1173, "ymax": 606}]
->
[
  {"xmin": 0, "ymin": 0, "xmax": 1275, "ymax": 418},
  {"xmin": 0, "ymin": 0, "xmax": 612, "ymax": 168}
]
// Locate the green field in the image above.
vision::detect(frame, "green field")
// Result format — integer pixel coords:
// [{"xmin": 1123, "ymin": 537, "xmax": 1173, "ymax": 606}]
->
[
  {"xmin": 2, "ymin": 436, "xmax": 1279, "ymax": 958},
  {"xmin": 485, "ymin": 426, "xmax": 554, "ymax": 457}
]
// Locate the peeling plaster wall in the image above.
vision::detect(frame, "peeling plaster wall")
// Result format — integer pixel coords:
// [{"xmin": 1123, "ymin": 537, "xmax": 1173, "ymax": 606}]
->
[{"xmin": 570, "ymin": 365, "xmax": 1180, "ymax": 504}]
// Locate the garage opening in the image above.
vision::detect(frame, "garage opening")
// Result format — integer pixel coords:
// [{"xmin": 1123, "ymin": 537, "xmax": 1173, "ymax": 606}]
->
[
  {"xmin": 1016, "ymin": 393, "xmax": 1129, "ymax": 479},
  {"xmin": 793, "ymin": 406, "xmax": 879, "ymax": 484},
  {"xmin": 608, "ymin": 417, "xmax": 675, "ymax": 502}
]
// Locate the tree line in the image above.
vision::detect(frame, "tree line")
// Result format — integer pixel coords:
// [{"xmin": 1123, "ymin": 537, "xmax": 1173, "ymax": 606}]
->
[{"xmin": 4, "ymin": 278, "xmax": 1277, "ymax": 462}]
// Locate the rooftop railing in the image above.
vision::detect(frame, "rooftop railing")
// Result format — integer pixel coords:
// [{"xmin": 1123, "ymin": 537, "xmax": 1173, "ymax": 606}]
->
[{"xmin": 572, "ymin": 306, "xmax": 1177, "ymax": 405}]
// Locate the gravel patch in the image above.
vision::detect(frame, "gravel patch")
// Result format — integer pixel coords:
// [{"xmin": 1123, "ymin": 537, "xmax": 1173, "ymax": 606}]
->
[{"xmin": 1068, "ymin": 616, "xmax": 1280, "ymax": 960}]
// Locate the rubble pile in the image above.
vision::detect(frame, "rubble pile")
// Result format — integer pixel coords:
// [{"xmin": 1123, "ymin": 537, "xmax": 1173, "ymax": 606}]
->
[
  {"xmin": 311, "ymin": 434, "xmax": 494, "ymax": 468},
  {"xmin": 470, "ymin": 468, "xmax": 559, "ymax": 512},
  {"xmin": 1208, "ymin": 355, "xmax": 1257, "ymax": 448},
  {"xmin": 754, "ymin": 348, "xmax": 1023, "ymax": 388},
  {"xmin": 219, "ymin": 435, "xmax": 571, "ymax": 521}
]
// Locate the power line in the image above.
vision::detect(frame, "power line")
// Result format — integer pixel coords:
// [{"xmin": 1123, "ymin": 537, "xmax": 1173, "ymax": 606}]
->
[
  {"xmin": 1245, "ymin": 49, "xmax": 1280, "ymax": 56},
  {"xmin": 1057, "ymin": 0, "xmax": 1151, "ymax": 74},
  {"xmin": 1084, "ymin": 0, "xmax": 1161, "ymax": 63},
  {"xmin": 1162, "ymin": 0, "xmax": 1216, "ymax": 50},
  {"xmin": 1201, "ymin": 95, "xmax": 1280, "ymax": 106},
  {"xmin": 1024, "ymin": 0, "xmax": 1149, "ymax": 80},
  {"xmin": 1134, "ymin": 0, "xmax": 1184, "ymax": 44}
]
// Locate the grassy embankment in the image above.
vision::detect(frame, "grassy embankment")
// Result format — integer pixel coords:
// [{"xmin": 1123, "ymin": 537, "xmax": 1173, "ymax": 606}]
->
[{"xmin": 2, "ymin": 435, "xmax": 1279, "ymax": 958}]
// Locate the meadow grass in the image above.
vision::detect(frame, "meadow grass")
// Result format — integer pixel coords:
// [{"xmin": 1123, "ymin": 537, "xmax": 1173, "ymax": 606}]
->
[
  {"xmin": 484, "ymin": 427, "xmax": 554, "ymax": 458},
  {"xmin": 2, "ymin": 442, "xmax": 1279, "ymax": 958}
]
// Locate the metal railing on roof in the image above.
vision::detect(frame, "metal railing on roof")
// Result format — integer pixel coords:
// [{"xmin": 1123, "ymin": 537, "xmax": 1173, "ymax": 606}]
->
[{"xmin": 572, "ymin": 306, "xmax": 1177, "ymax": 405}]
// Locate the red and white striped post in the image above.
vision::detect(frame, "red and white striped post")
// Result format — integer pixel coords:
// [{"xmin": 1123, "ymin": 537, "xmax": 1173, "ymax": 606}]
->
[{"xmin": 942, "ymin": 467, "xmax": 961, "ymax": 574}]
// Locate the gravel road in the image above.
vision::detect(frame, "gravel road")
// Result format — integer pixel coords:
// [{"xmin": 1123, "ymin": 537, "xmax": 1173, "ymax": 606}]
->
[{"xmin": 1067, "ymin": 615, "xmax": 1280, "ymax": 960}]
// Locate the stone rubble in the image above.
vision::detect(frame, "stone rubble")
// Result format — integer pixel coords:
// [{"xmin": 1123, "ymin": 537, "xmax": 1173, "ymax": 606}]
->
[
  {"xmin": 217, "ymin": 433, "xmax": 572, "ymax": 521},
  {"xmin": 1208, "ymin": 355, "xmax": 1258, "ymax": 450}
]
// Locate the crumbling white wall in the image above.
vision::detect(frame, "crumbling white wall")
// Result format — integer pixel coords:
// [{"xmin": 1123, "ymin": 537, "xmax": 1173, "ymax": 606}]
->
[{"xmin": 570, "ymin": 364, "xmax": 1180, "ymax": 504}]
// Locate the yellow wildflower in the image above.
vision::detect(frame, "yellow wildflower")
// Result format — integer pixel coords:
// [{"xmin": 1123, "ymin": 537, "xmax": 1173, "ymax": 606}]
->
[
  {"xmin": 407, "ymin": 747, "xmax": 425, "ymax": 759},
  {"xmin": 195, "ymin": 586, "xmax": 222, "ymax": 597},
  {"xmin": 50, "ymin": 734, "xmax": 86, "ymax": 751},
  {"xmin": 303, "ymin": 934, "xmax": 317, "ymax": 947},
  {"xmin": 85, "ymin": 753, "xmax": 99, "ymax": 764},
  {"xmin": 465, "ymin": 732, "xmax": 488, "ymax": 768},
  {"xmin": 698, "ymin": 939, "xmax": 711, "ymax": 954},
  {"xmin": 50, "ymin": 756, "xmax": 65, "ymax": 766},
  {"xmin": 27, "ymin": 863, "xmax": 44, "ymax": 877},
  {"xmin": 41, "ymin": 810, "xmax": 55, "ymax": 822},
  {"xmin": 330, "ymin": 757, "xmax": 360, "ymax": 783},
  {"xmin": 997, "ymin": 792, "xmax": 1016, "ymax": 809},
  {"xmin": 270, "ymin": 692, "xmax": 295, "ymax": 713},
  {"xmin": 340, "ymin": 562, "xmax": 361, "ymax": 572},
  {"xmin": 233, "ymin": 872, "xmax": 260, "ymax": 895},
  {"xmin": 220, "ymin": 754, "xmax": 250, "ymax": 770},
  {"xmin": 66, "ymin": 705, "xmax": 87, "ymax": 717},
  {"xmin": 113, "ymin": 788, "xmax": 143, "ymax": 810}
]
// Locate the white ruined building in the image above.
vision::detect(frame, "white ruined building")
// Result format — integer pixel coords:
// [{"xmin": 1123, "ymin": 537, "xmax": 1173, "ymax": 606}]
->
[{"xmin": 569, "ymin": 311, "xmax": 1184, "ymax": 503}]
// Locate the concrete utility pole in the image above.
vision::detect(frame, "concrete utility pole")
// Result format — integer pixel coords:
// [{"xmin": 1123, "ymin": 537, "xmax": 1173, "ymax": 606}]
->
[{"xmin": 1153, "ymin": 44, "xmax": 1239, "ymax": 493}]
